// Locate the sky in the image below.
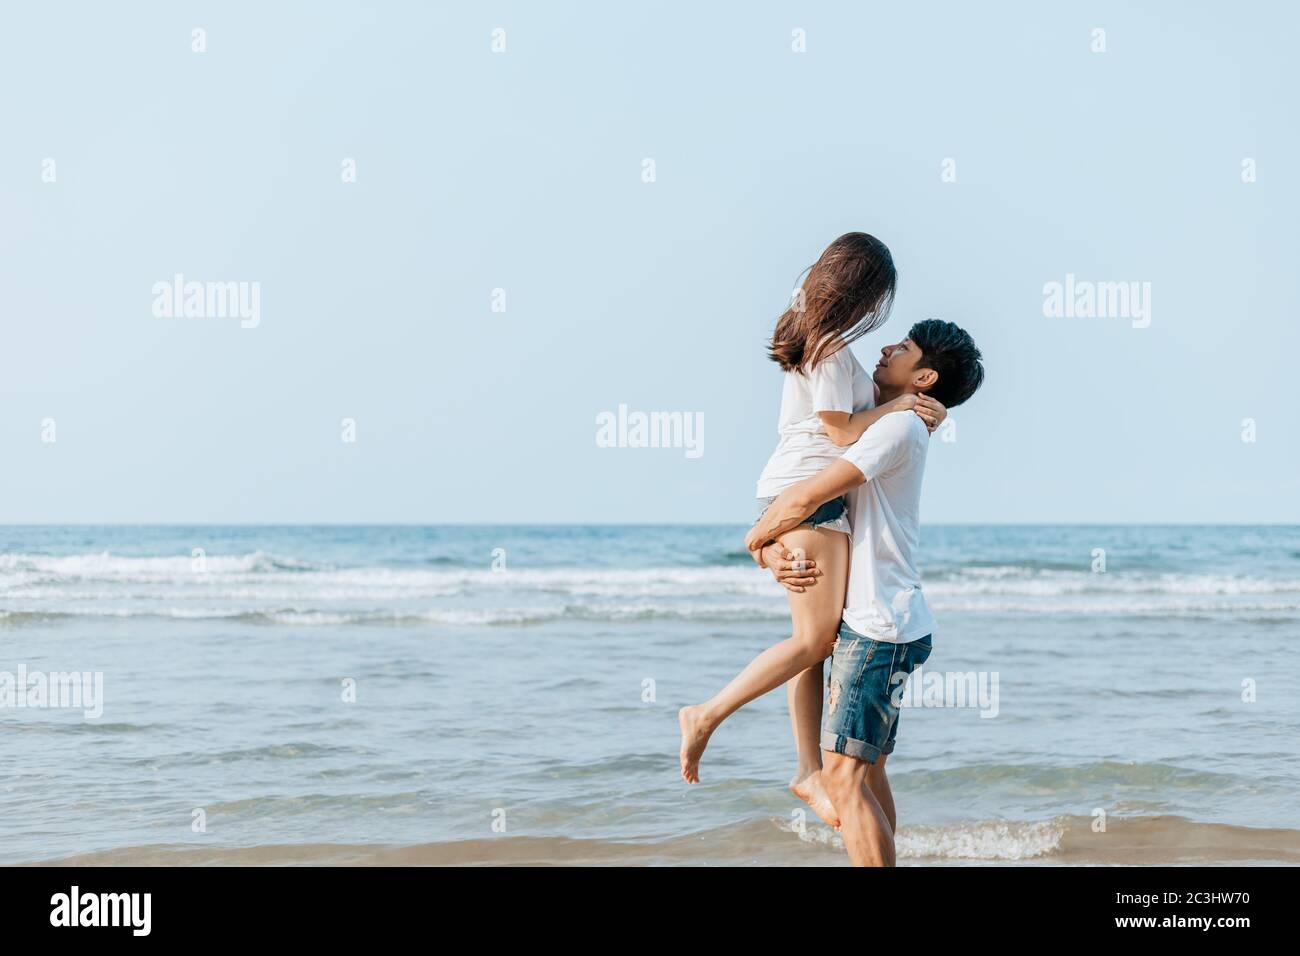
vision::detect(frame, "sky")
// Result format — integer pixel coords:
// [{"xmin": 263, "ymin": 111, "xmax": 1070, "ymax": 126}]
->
[{"xmin": 2, "ymin": 0, "xmax": 1297, "ymax": 524}]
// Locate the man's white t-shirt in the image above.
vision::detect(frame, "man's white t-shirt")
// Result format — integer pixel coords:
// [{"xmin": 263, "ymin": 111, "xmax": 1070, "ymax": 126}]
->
[
  {"xmin": 839, "ymin": 409, "xmax": 936, "ymax": 643},
  {"xmin": 755, "ymin": 345, "xmax": 875, "ymax": 498}
]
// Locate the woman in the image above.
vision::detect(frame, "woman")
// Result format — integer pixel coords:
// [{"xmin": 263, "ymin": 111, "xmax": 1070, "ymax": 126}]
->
[{"xmin": 677, "ymin": 233, "xmax": 943, "ymax": 826}]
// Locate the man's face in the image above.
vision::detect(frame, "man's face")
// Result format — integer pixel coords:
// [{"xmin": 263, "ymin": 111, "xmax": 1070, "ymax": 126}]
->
[{"xmin": 873, "ymin": 338, "xmax": 926, "ymax": 391}]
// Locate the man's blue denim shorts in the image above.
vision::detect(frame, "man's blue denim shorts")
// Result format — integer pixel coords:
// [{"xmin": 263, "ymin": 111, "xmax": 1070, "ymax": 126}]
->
[
  {"xmin": 756, "ymin": 494, "xmax": 851, "ymax": 535},
  {"xmin": 821, "ymin": 621, "xmax": 933, "ymax": 764}
]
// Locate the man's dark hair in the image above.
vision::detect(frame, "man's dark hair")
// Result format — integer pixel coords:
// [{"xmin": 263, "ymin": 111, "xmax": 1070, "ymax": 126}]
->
[{"xmin": 908, "ymin": 319, "xmax": 984, "ymax": 408}]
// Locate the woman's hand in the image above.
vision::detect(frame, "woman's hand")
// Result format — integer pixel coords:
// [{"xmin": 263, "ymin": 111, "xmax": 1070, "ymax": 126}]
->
[
  {"xmin": 883, "ymin": 392, "xmax": 946, "ymax": 432},
  {"xmin": 913, "ymin": 394, "xmax": 946, "ymax": 432},
  {"xmin": 885, "ymin": 393, "xmax": 920, "ymax": 415}
]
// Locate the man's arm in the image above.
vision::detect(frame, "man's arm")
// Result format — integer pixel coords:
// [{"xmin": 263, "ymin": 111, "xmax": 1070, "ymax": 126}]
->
[{"xmin": 744, "ymin": 459, "xmax": 866, "ymax": 555}]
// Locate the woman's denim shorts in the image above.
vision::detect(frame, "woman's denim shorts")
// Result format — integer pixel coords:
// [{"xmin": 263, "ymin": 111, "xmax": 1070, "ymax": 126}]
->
[{"xmin": 756, "ymin": 494, "xmax": 851, "ymax": 535}]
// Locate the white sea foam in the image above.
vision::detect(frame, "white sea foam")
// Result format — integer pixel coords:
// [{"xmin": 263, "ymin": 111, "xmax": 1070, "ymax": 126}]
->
[
  {"xmin": 894, "ymin": 818, "xmax": 1066, "ymax": 860},
  {"xmin": 777, "ymin": 815, "xmax": 1067, "ymax": 860},
  {"xmin": 2, "ymin": 552, "xmax": 1298, "ymax": 625}
]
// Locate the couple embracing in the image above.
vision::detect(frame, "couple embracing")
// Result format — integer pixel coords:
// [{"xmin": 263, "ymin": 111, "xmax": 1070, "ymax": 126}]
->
[{"xmin": 677, "ymin": 232, "xmax": 985, "ymax": 867}]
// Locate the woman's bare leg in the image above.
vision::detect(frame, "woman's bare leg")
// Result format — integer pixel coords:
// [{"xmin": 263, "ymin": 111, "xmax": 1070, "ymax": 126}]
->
[
  {"xmin": 786, "ymin": 660, "xmax": 840, "ymax": 827},
  {"xmin": 787, "ymin": 663, "xmax": 824, "ymax": 783},
  {"xmin": 679, "ymin": 526, "xmax": 848, "ymax": 791}
]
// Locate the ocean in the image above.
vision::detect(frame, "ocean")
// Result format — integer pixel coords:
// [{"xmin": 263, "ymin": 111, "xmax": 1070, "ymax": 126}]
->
[{"xmin": 2, "ymin": 524, "xmax": 1298, "ymax": 866}]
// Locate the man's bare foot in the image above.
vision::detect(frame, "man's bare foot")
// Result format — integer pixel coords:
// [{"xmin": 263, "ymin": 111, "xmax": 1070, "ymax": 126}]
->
[
  {"xmin": 678, "ymin": 705, "xmax": 714, "ymax": 784},
  {"xmin": 791, "ymin": 771, "xmax": 841, "ymax": 828}
]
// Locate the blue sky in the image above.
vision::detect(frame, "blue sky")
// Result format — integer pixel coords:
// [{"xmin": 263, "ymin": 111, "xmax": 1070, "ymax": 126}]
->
[{"xmin": 2, "ymin": 1, "xmax": 1297, "ymax": 523}]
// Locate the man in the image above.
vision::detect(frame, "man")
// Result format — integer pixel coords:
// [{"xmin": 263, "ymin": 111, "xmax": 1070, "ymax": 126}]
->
[{"xmin": 744, "ymin": 319, "xmax": 984, "ymax": 866}]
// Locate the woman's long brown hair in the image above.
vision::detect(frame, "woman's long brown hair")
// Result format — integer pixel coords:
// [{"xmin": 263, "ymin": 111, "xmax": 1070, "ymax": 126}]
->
[{"xmin": 768, "ymin": 232, "xmax": 897, "ymax": 373}]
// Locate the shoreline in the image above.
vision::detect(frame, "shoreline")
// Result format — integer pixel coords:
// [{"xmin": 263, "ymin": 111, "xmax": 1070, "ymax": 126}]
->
[{"xmin": 26, "ymin": 814, "xmax": 1300, "ymax": 868}]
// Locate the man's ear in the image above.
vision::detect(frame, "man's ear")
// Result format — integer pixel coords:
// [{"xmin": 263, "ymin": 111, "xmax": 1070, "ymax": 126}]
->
[{"xmin": 913, "ymin": 367, "xmax": 938, "ymax": 391}]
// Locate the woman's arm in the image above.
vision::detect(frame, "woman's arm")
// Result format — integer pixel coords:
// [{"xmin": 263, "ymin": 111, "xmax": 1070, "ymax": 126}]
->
[{"xmin": 819, "ymin": 393, "xmax": 946, "ymax": 446}]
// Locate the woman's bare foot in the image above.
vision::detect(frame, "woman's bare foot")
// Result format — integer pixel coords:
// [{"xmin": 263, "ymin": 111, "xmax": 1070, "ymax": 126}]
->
[
  {"xmin": 791, "ymin": 771, "xmax": 841, "ymax": 828},
  {"xmin": 678, "ymin": 705, "xmax": 714, "ymax": 783}
]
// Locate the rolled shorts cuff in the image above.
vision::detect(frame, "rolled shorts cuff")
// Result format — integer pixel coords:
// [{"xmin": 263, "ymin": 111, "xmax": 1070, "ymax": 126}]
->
[{"xmin": 820, "ymin": 729, "xmax": 891, "ymax": 764}]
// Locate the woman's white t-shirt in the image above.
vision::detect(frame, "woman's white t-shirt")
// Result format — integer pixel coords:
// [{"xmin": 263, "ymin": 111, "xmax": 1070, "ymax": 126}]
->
[{"xmin": 755, "ymin": 344, "xmax": 876, "ymax": 498}]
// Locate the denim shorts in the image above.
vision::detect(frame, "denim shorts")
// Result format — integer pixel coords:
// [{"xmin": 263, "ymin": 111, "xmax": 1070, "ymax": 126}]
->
[
  {"xmin": 756, "ymin": 494, "xmax": 851, "ymax": 535},
  {"xmin": 821, "ymin": 621, "xmax": 933, "ymax": 764}
]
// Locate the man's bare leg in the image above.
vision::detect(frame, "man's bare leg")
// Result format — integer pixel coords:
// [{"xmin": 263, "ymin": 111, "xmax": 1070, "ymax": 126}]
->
[
  {"xmin": 821, "ymin": 750, "xmax": 895, "ymax": 866},
  {"xmin": 866, "ymin": 754, "xmax": 896, "ymax": 834}
]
